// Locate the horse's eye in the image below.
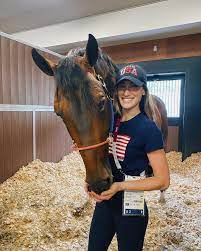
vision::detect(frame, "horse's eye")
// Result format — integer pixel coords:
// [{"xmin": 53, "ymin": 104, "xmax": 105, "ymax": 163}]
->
[{"xmin": 98, "ymin": 97, "xmax": 106, "ymax": 111}]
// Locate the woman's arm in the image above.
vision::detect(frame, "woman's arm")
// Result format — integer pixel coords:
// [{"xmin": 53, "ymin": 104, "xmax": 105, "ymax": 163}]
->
[
  {"xmin": 119, "ymin": 149, "xmax": 170, "ymax": 192},
  {"xmin": 91, "ymin": 149, "xmax": 170, "ymax": 201}
]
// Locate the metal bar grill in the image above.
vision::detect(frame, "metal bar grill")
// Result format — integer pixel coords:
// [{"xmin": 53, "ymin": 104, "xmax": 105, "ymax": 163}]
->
[{"xmin": 147, "ymin": 79, "xmax": 182, "ymax": 118}]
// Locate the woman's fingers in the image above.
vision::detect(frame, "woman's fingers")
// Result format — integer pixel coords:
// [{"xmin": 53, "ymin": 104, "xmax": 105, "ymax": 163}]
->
[
  {"xmin": 101, "ymin": 183, "xmax": 118, "ymax": 196},
  {"xmin": 101, "ymin": 190, "xmax": 112, "ymax": 196},
  {"xmin": 100, "ymin": 195, "xmax": 112, "ymax": 200},
  {"xmin": 87, "ymin": 184, "xmax": 119, "ymax": 201},
  {"xmin": 88, "ymin": 191, "xmax": 103, "ymax": 202}
]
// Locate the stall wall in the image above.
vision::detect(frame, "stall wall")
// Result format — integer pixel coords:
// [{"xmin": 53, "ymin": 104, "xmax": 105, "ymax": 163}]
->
[
  {"xmin": 0, "ymin": 34, "xmax": 72, "ymax": 183},
  {"xmin": 103, "ymin": 33, "xmax": 201, "ymax": 63}
]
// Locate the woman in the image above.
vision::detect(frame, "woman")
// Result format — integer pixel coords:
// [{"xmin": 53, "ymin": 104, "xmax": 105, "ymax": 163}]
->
[{"xmin": 86, "ymin": 64, "xmax": 170, "ymax": 251}]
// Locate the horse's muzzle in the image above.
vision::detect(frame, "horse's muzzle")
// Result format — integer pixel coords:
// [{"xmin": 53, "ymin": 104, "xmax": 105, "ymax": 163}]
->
[{"xmin": 89, "ymin": 177, "xmax": 113, "ymax": 194}]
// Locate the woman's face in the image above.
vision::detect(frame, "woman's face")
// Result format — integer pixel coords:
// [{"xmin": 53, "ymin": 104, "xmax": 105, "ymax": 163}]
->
[{"xmin": 117, "ymin": 80, "xmax": 145, "ymax": 111}]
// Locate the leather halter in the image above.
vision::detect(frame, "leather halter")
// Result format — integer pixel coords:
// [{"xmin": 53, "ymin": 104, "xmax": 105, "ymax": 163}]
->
[{"xmin": 72, "ymin": 73, "xmax": 114, "ymax": 152}]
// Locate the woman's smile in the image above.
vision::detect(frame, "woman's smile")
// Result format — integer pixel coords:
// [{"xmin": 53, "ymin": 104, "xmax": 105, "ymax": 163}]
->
[
  {"xmin": 121, "ymin": 96, "xmax": 135, "ymax": 104},
  {"xmin": 120, "ymin": 99, "xmax": 138, "ymax": 110},
  {"xmin": 119, "ymin": 92, "xmax": 142, "ymax": 110}
]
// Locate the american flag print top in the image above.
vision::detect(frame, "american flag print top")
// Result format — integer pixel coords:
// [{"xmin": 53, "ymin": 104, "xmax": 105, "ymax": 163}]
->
[{"xmin": 109, "ymin": 134, "xmax": 131, "ymax": 161}]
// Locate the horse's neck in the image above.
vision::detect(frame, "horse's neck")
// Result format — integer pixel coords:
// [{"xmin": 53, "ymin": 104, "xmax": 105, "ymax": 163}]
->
[{"xmin": 145, "ymin": 95, "xmax": 162, "ymax": 129}]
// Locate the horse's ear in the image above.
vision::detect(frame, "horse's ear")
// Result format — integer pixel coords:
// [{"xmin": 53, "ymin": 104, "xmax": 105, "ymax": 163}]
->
[
  {"xmin": 31, "ymin": 48, "xmax": 57, "ymax": 76},
  {"xmin": 85, "ymin": 34, "xmax": 99, "ymax": 67}
]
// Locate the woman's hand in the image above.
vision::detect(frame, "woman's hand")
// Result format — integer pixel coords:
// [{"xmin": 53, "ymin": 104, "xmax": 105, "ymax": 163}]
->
[
  {"xmin": 84, "ymin": 182, "xmax": 103, "ymax": 202},
  {"xmin": 88, "ymin": 191, "xmax": 104, "ymax": 202},
  {"xmin": 99, "ymin": 182, "xmax": 121, "ymax": 200},
  {"xmin": 85, "ymin": 182, "xmax": 122, "ymax": 202}
]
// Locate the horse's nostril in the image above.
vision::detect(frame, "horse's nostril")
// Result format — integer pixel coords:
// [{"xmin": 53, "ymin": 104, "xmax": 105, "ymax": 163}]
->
[
  {"xmin": 89, "ymin": 179, "xmax": 109, "ymax": 194},
  {"xmin": 89, "ymin": 176, "xmax": 113, "ymax": 194}
]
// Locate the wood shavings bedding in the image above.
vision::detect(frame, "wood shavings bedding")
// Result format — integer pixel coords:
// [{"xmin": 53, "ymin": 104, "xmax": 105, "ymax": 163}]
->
[{"xmin": 0, "ymin": 151, "xmax": 200, "ymax": 250}]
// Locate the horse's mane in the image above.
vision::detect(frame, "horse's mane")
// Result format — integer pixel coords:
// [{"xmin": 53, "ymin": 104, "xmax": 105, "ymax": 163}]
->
[
  {"xmin": 94, "ymin": 49, "xmax": 119, "ymax": 95},
  {"xmin": 66, "ymin": 47, "xmax": 119, "ymax": 77},
  {"xmin": 55, "ymin": 50, "xmax": 94, "ymax": 111}
]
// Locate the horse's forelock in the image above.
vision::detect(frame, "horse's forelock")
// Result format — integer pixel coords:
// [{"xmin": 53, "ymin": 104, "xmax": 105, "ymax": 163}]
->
[
  {"xmin": 55, "ymin": 54, "xmax": 97, "ymax": 112},
  {"xmin": 67, "ymin": 47, "xmax": 118, "ymax": 79},
  {"xmin": 67, "ymin": 47, "xmax": 85, "ymax": 57}
]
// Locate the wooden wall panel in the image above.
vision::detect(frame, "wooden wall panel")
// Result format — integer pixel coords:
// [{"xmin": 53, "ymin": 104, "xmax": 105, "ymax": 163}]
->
[
  {"xmin": 11, "ymin": 112, "xmax": 20, "ymax": 175},
  {"xmin": 49, "ymin": 78, "xmax": 56, "ymax": 106},
  {"xmin": 1, "ymin": 37, "xmax": 11, "ymax": 104},
  {"xmin": 103, "ymin": 33, "xmax": 201, "ymax": 64},
  {"xmin": 38, "ymin": 74, "xmax": 44, "ymax": 105},
  {"xmin": 0, "ymin": 112, "xmax": 4, "ymax": 183},
  {"xmin": 167, "ymin": 34, "xmax": 201, "ymax": 58},
  {"xmin": 25, "ymin": 112, "xmax": 33, "ymax": 162},
  {"xmin": 0, "ymin": 111, "xmax": 33, "ymax": 183},
  {"xmin": 32, "ymin": 57, "xmax": 40, "ymax": 105},
  {"xmin": 36, "ymin": 112, "xmax": 72, "ymax": 163},
  {"xmin": 166, "ymin": 126, "xmax": 179, "ymax": 152},
  {"xmin": 24, "ymin": 46, "xmax": 33, "ymax": 105},
  {"xmin": 3, "ymin": 112, "xmax": 12, "ymax": 179},
  {"xmin": 10, "ymin": 40, "xmax": 19, "ymax": 104},
  {"xmin": 0, "ymin": 33, "xmax": 70, "ymax": 184},
  {"xmin": 0, "ymin": 38, "xmax": 2, "ymax": 104},
  {"xmin": 36, "ymin": 111, "xmax": 42, "ymax": 161},
  {"xmin": 44, "ymin": 74, "xmax": 50, "ymax": 105},
  {"xmin": 18, "ymin": 42, "xmax": 26, "ymax": 104},
  {"xmin": 0, "ymin": 34, "xmax": 58, "ymax": 106}
]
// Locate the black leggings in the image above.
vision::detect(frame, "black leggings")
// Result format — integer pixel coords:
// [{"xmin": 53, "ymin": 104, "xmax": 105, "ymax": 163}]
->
[{"xmin": 88, "ymin": 200, "xmax": 148, "ymax": 251}]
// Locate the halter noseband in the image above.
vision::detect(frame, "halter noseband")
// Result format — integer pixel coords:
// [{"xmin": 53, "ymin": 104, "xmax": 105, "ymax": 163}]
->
[{"xmin": 72, "ymin": 73, "xmax": 114, "ymax": 152}]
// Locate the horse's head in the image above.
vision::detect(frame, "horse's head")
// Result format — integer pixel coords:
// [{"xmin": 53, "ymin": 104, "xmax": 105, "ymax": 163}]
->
[{"xmin": 32, "ymin": 34, "xmax": 119, "ymax": 194}]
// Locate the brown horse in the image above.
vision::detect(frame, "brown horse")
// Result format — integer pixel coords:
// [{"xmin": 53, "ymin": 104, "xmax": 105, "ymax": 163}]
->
[
  {"xmin": 146, "ymin": 94, "xmax": 168, "ymax": 150},
  {"xmin": 32, "ymin": 34, "xmax": 168, "ymax": 195},
  {"xmin": 32, "ymin": 34, "xmax": 119, "ymax": 194}
]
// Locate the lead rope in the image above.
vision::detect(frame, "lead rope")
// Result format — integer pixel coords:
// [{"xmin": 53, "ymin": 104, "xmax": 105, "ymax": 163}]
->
[{"xmin": 108, "ymin": 99, "xmax": 114, "ymax": 136}]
